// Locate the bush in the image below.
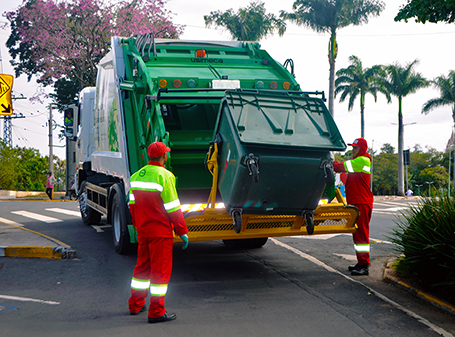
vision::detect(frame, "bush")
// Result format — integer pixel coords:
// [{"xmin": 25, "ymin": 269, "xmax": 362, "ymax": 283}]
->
[{"xmin": 390, "ymin": 196, "xmax": 455, "ymax": 300}]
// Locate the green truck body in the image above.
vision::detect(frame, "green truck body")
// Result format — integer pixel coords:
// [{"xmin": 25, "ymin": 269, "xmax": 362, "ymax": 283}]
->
[{"xmin": 75, "ymin": 35, "xmax": 355, "ymax": 254}]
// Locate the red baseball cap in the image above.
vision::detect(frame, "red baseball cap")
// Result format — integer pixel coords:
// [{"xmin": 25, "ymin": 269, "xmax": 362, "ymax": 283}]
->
[
  {"xmin": 348, "ymin": 138, "xmax": 368, "ymax": 149},
  {"xmin": 147, "ymin": 142, "xmax": 170, "ymax": 158}
]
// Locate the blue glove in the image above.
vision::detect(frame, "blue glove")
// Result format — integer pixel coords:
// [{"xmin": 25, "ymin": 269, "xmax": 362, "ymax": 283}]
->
[{"xmin": 180, "ymin": 234, "xmax": 189, "ymax": 250}]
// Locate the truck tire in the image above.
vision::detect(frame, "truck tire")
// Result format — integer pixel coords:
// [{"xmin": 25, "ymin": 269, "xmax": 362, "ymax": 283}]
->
[
  {"xmin": 110, "ymin": 184, "xmax": 135, "ymax": 255},
  {"xmin": 79, "ymin": 181, "xmax": 102, "ymax": 226}
]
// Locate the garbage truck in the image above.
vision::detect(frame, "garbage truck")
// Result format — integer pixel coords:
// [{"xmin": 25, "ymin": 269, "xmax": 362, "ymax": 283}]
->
[{"xmin": 73, "ymin": 34, "xmax": 359, "ymax": 254}]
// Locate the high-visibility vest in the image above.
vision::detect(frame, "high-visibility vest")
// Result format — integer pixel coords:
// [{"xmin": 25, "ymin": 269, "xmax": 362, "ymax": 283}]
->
[{"xmin": 129, "ymin": 162, "xmax": 187, "ymax": 238}]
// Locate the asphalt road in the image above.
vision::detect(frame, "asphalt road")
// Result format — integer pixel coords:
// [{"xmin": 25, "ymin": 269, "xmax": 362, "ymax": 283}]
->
[{"xmin": 0, "ymin": 199, "xmax": 454, "ymax": 336}]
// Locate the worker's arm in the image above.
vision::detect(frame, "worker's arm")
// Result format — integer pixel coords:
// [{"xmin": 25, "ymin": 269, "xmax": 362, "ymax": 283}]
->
[{"xmin": 333, "ymin": 160, "xmax": 347, "ymax": 173}]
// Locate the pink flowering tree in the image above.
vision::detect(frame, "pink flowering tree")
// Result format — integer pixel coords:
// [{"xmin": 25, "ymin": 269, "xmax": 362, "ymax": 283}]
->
[{"xmin": 6, "ymin": 0, "xmax": 183, "ymax": 105}]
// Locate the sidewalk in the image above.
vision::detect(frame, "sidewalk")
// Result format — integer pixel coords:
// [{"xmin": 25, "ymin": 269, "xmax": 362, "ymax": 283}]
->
[{"xmin": 0, "ymin": 191, "xmax": 77, "ymax": 259}]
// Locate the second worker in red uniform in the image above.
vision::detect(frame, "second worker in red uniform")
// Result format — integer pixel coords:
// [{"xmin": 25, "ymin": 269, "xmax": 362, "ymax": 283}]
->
[{"xmin": 333, "ymin": 138, "xmax": 373, "ymax": 276}]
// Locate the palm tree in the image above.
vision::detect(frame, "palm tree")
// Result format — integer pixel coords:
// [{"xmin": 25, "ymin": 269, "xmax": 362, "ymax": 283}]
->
[
  {"xmin": 204, "ymin": 2, "xmax": 286, "ymax": 41},
  {"xmin": 379, "ymin": 60, "xmax": 429, "ymax": 196},
  {"xmin": 281, "ymin": 0, "xmax": 385, "ymax": 117},
  {"xmin": 335, "ymin": 55, "xmax": 390, "ymax": 138},
  {"xmin": 422, "ymin": 70, "xmax": 455, "ymax": 125},
  {"xmin": 422, "ymin": 70, "xmax": 455, "ymax": 193}
]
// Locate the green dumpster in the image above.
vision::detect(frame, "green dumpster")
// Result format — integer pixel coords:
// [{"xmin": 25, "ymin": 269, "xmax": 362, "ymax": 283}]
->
[{"xmin": 214, "ymin": 90, "xmax": 346, "ymax": 231}]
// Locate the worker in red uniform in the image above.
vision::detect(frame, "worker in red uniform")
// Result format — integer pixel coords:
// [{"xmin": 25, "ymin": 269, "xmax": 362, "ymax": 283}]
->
[
  {"xmin": 128, "ymin": 141, "xmax": 189, "ymax": 323},
  {"xmin": 333, "ymin": 138, "xmax": 373, "ymax": 276}
]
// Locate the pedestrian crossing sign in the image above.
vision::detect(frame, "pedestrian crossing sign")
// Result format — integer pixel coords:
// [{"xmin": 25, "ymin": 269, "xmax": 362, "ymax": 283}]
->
[{"xmin": 0, "ymin": 74, "xmax": 14, "ymax": 116}]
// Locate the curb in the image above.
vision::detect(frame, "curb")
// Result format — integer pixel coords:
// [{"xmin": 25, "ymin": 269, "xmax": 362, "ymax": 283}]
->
[
  {"xmin": 0, "ymin": 222, "xmax": 77, "ymax": 260},
  {"xmin": 0, "ymin": 246, "xmax": 76, "ymax": 259},
  {"xmin": 383, "ymin": 266, "xmax": 455, "ymax": 316}
]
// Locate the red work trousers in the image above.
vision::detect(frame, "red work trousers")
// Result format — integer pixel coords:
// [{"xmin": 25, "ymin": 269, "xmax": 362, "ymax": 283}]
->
[
  {"xmin": 128, "ymin": 237, "xmax": 173, "ymax": 318},
  {"xmin": 352, "ymin": 203, "xmax": 372, "ymax": 266}
]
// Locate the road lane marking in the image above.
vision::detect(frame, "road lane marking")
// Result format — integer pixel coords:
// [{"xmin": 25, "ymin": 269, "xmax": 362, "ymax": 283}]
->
[
  {"xmin": 11, "ymin": 211, "xmax": 62, "ymax": 223},
  {"xmin": 0, "ymin": 294, "xmax": 59, "ymax": 305},
  {"xmin": 91, "ymin": 225, "xmax": 110, "ymax": 233},
  {"xmin": 271, "ymin": 238, "xmax": 454, "ymax": 337},
  {"xmin": 45, "ymin": 208, "xmax": 81, "ymax": 217},
  {"xmin": 0, "ymin": 217, "xmax": 24, "ymax": 227}
]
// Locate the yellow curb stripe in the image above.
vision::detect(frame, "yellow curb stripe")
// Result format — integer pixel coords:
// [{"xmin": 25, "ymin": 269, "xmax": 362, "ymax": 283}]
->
[
  {"xmin": 4, "ymin": 246, "xmax": 63, "ymax": 259},
  {"xmin": 385, "ymin": 272, "xmax": 455, "ymax": 316}
]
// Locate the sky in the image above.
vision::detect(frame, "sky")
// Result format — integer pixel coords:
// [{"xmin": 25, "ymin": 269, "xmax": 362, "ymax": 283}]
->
[{"xmin": 0, "ymin": 0, "xmax": 454, "ymax": 160}]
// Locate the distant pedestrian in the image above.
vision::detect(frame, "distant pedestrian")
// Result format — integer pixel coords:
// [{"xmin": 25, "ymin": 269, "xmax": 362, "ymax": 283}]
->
[
  {"xmin": 406, "ymin": 189, "xmax": 413, "ymax": 197},
  {"xmin": 333, "ymin": 138, "xmax": 373, "ymax": 276},
  {"xmin": 46, "ymin": 171, "xmax": 56, "ymax": 200}
]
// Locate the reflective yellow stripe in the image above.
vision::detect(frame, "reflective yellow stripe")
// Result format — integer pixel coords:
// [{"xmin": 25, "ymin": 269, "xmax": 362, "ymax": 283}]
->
[
  {"xmin": 129, "ymin": 193, "xmax": 135, "ymax": 202},
  {"xmin": 164, "ymin": 199, "xmax": 180, "ymax": 211},
  {"xmin": 150, "ymin": 284, "xmax": 168, "ymax": 296},
  {"xmin": 354, "ymin": 244, "xmax": 370, "ymax": 253},
  {"xmin": 131, "ymin": 278, "xmax": 150, "ymax": 290},
  {"xmin": 130, "ymin": 181, "xmax": 163, "ymax": 192},
  {"xmin": 363, "ymin": 166, "xmax": 371, "ymax": 173}
]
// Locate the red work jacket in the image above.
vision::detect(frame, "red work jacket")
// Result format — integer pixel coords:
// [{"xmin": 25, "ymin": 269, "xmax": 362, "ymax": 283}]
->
[
  {"xmin": 333, "ymin": 150, "xmax": 373, "ymax": 206},
  {"xmin": 128, "ymin": 161, "xmax": 188, "ymax": 239}
]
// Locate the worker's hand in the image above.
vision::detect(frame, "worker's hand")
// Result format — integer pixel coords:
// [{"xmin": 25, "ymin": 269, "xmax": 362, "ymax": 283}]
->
[{"xmin": 180, "ymin": 234, "xmax": 189, "ymax": 250}]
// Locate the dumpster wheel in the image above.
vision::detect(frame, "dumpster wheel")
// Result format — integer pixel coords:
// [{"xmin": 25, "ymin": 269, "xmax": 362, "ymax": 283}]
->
[
  {"xmin": 304, "ymin": 212, "xmax": 314, "ymax": 235},
  {"xmin": 232, "ymin": 209, "xmax": 242, "ymax": 233}
]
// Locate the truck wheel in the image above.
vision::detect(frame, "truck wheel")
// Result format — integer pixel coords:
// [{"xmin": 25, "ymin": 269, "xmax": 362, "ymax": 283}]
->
[
  {"xmin": 79, "ymin": 181, "xmax": 102, "ymax": 226},
  {"xmin": 111, "ymin": 186, "xmax": 135, "ymax": 255},
  {"xmin": 305, "ymin": 212, "xmax": 314, "ymax": 235}
]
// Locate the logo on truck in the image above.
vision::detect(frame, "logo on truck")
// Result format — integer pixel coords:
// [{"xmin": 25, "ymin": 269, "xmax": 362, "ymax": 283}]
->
[{"xmin": 191, "ymin": 58, "xmax": 223, "ymax": 64}]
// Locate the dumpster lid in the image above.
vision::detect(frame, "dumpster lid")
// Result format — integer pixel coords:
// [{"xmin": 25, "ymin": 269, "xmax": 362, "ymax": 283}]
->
[{"xmin": 222, "ymin": 90, "xmax": 346, "ymax": 151}]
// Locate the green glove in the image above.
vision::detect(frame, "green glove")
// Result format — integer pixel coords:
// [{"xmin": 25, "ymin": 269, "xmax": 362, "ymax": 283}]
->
[{"xmin": 180, "ymin": 234, "xmax": 189, "ymax": 250}]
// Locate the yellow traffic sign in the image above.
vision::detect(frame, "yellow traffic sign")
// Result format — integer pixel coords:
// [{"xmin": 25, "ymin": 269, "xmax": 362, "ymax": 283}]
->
[{"xmin": 0, "ymin": 74, "xmax": 14, "ymax": 116}]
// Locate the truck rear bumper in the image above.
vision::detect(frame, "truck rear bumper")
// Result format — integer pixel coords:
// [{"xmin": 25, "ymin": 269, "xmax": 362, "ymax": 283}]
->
[{"xmin": 175, "ymin": 203, "xmax": 358, "ymax": 242}]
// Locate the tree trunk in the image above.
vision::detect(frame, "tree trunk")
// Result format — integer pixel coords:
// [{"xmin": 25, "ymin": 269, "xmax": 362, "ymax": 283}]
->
[
  {"xmin": 397, "ymin": 98, "xmax": 405, "ymax": 196},
  {"xmin": 328, "ymin": 33, "xmax": 337, "ymax": 118},
  {"xmin": 360, "ymin": 92, "xmax": 365, "ymax": 138}
]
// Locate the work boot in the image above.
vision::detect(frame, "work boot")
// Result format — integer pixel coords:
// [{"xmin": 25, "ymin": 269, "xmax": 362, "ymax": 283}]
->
[
  {"xmin": 147, "ymin": 312, "xmax": 177, "ymax": 324},
  {"xmin": 348, "ymin": 264, "xmax": 359, "ymax": 271},
  {"xmin": 351, "ymin": 265, "xmax": 369, "ymax": 276}
]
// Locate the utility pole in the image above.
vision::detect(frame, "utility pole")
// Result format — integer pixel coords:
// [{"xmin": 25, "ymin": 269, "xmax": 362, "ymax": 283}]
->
[{"xmin": 48, "ymin": 105, "xmax": 53, "ymax": 174}]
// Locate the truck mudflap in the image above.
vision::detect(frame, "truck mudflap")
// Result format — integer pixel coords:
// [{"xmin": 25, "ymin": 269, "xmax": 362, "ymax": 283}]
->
[{"xmin": 174, "ymin": 201, "xmax": 358, "ymax": 243}]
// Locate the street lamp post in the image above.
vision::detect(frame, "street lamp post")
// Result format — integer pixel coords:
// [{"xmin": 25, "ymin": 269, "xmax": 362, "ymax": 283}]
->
[
  {"xmin": 426, "ymin": 181, "xmax": 434, "ymax": 197},
  {"xmin": 415, "ymin": 184, "xmax": 423, "ymax": 196}
]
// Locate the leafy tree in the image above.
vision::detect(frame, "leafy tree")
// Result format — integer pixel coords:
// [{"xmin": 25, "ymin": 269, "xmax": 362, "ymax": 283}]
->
[
  {"xmin": 377, "ymin": 60, "xmax": 429, "ymax": 196},
  {"xmin": 0, "ymin": 141, "xmax": 20, "ymax": 190},
  {"xmin": 6, "ymin": 0, "xmax": 182, "ymax": 107},
  {"xmin": 422, "ymin": 70, "xmax": 455, "ymax": 125},
  {"xmin": 380, "ymin": 143, "xmax": 395, "ymax": 154},
  {"xmin": 281, "ymin": 0, "xmax": 385, "ymax": 117},
  {"xmin": 419, "ymin": 166, "xmax": 448, "ymax": 195},
  {"xmin": 372, "ymin": 152, "xmax": 398, "ymax": 195},
  {"xmin": 395, "ymin": 0, "xmax": 455, "ymax": 24},
  {"xmin": 204, "ymin": 2, "xmax": 286, "ymax": 41},
  {"xmin": 335, "ymin": 55, "xmax": 390, "ymax": 138},
  {"xmin": 0, "ymin": 141, "xmax": 48, "ymax": 191}
]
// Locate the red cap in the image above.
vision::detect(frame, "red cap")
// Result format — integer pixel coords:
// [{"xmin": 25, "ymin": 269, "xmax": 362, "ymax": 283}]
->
[
  {"xmin": 348, "ymin": 138, "xmax": 368, "ymax": 149},
  {"xmin": 147, "ymin": 142, "xmax": 170, "ymax": 158}
]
